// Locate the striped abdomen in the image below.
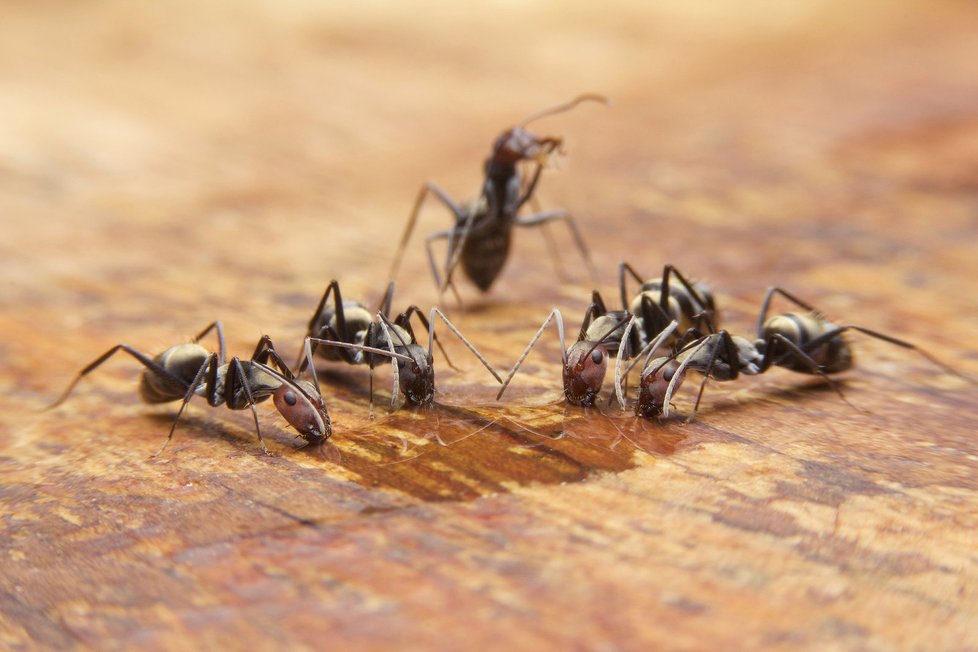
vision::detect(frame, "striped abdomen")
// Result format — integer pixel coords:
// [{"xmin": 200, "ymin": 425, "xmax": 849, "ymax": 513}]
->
[
  {"xmin": 139, "ymin": 343, "xmax": 209, "ymax": 404},
  {"xmin": 761, "ymin": 312, "xmax": 852, "ymax": 374}
]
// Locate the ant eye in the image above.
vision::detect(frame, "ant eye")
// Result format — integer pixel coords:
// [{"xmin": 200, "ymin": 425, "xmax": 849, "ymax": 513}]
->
[
  {"xmin": 283, "ymin": 391, "xmax": 297, "ymax": 406},
  {"xmin": 663, "ymin": 369, "xmax": 674, "ymax": 381},
  {"xmin": 591, "ymin": 350, "xmax": 603, "ymax": 364}
]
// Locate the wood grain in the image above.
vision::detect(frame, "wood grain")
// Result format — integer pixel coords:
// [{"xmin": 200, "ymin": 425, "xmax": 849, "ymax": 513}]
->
[{"xmin": 2, "ymin": 0, "xmax": 978, "ymax": 649}]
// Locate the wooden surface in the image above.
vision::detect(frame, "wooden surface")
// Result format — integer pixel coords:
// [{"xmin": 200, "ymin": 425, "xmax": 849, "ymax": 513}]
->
[{"xmin": 2, "ymin": 1, "xmax": 978, "ymax": 649}]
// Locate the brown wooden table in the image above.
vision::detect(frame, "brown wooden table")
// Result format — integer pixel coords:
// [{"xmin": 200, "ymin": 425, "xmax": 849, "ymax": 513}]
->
[{"xmin": 2, "ymin": 1, "xmax": 977, "ymax": 649}]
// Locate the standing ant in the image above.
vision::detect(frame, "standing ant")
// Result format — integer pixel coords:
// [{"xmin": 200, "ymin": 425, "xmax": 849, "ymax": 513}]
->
[
  {"xmin": 628, "ymin": 287, "xmax": 963, "ymax": 420},
  {"xmin": 47, "ymin": 322, "xmax": 331, "ymax": 455},
  {"xmin": 496, "ymin": 290, "xmax": 676, "ymax": 407},
  {"xmin": 387, "ymin": 93, "xmax": 607, "ymax": 299},
  {"xmin": 304, "ymin": 303, "xmax": 503, "ymax": 409}
]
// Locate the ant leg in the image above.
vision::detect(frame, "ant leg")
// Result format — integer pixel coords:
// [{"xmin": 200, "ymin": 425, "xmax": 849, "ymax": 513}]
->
[
  {"xmin": 226, "ymin": 357, "xmax": 269, "ymax": 455},
  {"xmin": 639, "ymin": 294, "xmax": 677, "ymax": 345},
  {"xmin": 619, "ymin": 262, "xmax": 646, "ymax": 310},
  {"xmin": 756, "ymin": 287, "xmax": 819, "ymax": 337},
  {"xmin": 428, "ymin": 308, "xmax": 503, "ymax": 383},
  {"xmin": 155, "ymin": 352, "xmax": 218, "ymax": 456},
  {"xmin": 375, "ymin": 316, "xmax": 406, "ymax": 410},
  {"xmin": 397, "ymin": 305, "xmax": 457, "ymax": 371},
  {"xmin": 526, "ymin": 194, "xmax": 568, "ymax": 281},
  {"xmin": 761, "ymin": 333, "xmax": 855, "ymax": 407},
  {"xmin": 515, "ymin": 209, "xmax": 597, "ymax": 283},
  {"xmin": 47, "ymin": 344, "xmax": 186, "ymax": 409},
  {"xmin": 801, "ymin": 325, "xmax": 966, "ymax": 379},
  {"xmin": 376, "ymin": 280, "xmax": 395, "ymax": 316},
  {"xmin": 685, "ymin": 331, "xmax": 740, "ymax": 423},
  {"xmin": 192, "ymin": 322, "xmax": 226, "ymax": 365},
  {"xmin": 616, "ymin": 319, "xmax": 679, "ymax": 409},
  {"xmin": 424, "ymin": 228, "xmax": 464, "ymax": 304},
  {"xmin": 662, "ymin": 337, "xmax": 713, "ymax": 418},
  {"xmin": 497, "ymin": 309, "xmax": 566, "ymax": 400},
  {"xmin": 388, "ymin": 181, "xmax": 463, "ymax": 286},
  {"xmin": 299, "ymin": 280, "xmax": 356, "ymax": 369}
]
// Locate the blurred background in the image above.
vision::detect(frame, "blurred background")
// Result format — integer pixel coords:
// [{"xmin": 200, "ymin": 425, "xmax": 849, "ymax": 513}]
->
[{"xmin": 2, "ymin": 1, "xmax": 978, "ymax": 648}]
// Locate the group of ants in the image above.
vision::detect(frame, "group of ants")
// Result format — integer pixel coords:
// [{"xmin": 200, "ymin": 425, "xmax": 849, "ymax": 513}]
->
[{"xmin": 48, "ymin": 95, "xmax": 966, "ymax": 457}]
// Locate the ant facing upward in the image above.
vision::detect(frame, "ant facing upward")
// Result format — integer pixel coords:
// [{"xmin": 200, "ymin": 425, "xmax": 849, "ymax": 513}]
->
[
  {"xmin": 48, "ymin": 322, "xmax": 331, "ymax": 455},
  {"xmin": 387, "ymin": 93, "xmax": 607, "ymax": 300},
  {"xmin": 301, "ymin": 292, "xmax": 504, "ymax": 409},
  {"xmin": 496, "ymin": 290, "xmax": 676, "ymax": 408},
  {"xmin": 627, "ymin": 287, "xmax": 964, "ymax": 420}
]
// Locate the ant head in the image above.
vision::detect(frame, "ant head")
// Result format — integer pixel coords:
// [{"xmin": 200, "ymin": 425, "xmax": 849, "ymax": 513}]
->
[
  {"xmin": 637, "ymin": 358, "xmax": 685, "ymax": 418},
  {"xmin": 562, "ymin": 341, "xmax": 609, "ymax": 407},
  {"xmin": 397, "ymin": 345, "xmax": 435, "ymax": 406},
  {"xmin": 491, "ymin": 128, "xmax": 562, "ymax": 166},
  {"xmin": 273, "ymin": 380, "xmax": 332, "ymax": 445}
]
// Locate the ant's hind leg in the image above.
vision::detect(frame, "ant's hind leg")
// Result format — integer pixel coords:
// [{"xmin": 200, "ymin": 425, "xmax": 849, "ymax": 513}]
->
[
  {"xmin": 389, "ymin": 181, "xmax": 464, "ymax": 287},
  {"xmin": 48, "ymin": 344, "xmax": 184, "ymax": 410},
  {"xmin": 155, "ymin": 352, "xmax": 218, "ymax": 457},
  {"xmin": 515, "ymin": 209, "xmax": 597, "ymax": 283}
]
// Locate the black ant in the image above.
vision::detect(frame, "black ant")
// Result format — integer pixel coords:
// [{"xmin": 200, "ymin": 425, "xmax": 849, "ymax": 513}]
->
[
  {"xmin": 387, "ymin": 93, "xmax": 607, "ymax": 299},
  {"xmin": 298, "ymin": 279, "xmax": 458, "ymax": 409},
  {"xmin": 496, "ymin": 290, "xmax": 674, "ymax": 407},
  {"xmin": 619, "ymin": 262, "xmax": 717, "ymax": 347},
  {"xmin": 305, "ymin": 304, "xmax": 503, "ymax": 409},
  {"xmin": 628, "ymin": 287, "xmax": 964, "ymax": 420},
  {"xmin": 47, "ymin": 322, "xmax": 331, "ymax": 455}
]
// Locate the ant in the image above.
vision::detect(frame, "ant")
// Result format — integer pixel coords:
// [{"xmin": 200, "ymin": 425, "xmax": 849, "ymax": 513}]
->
[
  {"xmin": 496, "ymin": 290, "xmax": 675, "ymax": 407},
  {"xmin": 47, "ymin": 322, "xmax": 331, "ymax": 455},
  {"xmin": 387, "ymin": 93, "xmax": 607, "ymax": 299},
  {"xmin": 304, "ymin": 303, "xmax": 503, "ymax": 409},
  {"xmin": 627, "ymin": 287, "xmax": 964, "ymax": 420},
  {"xmin": 298, "ymin": 279, "xmax": 457, "ymax": 409},
  {"xmin": 619, "ymin": 262, "xmax": 717, "ymax": 347}
]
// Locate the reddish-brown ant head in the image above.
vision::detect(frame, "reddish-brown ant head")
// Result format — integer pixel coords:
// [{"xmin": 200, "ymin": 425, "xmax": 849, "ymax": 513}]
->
[
  {"xmin": 562, "ymin": 341, "xmax": 609, "ymax": 407},
  {"xmin": 274, "ymin": 380, "xmax": 332, "ymax": 444},
  {"xmin": 397, "ymin": 345, "xmax": 435, "ymax": 406},
  {"xmin": 637, "ymin": 358, "xmax": 685, "ymax": 418},
  {"xmin": 491, "ymin": 127, "xmax": 562, "ymax": 166}
]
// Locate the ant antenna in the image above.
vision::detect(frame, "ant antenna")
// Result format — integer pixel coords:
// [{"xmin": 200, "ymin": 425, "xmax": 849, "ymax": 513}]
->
[{"xmin": 518, "ymin": 93, "xmax": 608, "ymax": 128}]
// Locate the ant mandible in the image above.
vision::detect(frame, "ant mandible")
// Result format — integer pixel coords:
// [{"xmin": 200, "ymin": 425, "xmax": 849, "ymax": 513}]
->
[
  {"xmin": 387, "ymin": 93, "xmax": 607, "ymax": 300},
  {"xmin": 628, "ymin": 287, "xmax": 964, "ymax": 420},
  {"xmin": 48, "ymin": 322, "xmax": 331, "ymax": 455}
]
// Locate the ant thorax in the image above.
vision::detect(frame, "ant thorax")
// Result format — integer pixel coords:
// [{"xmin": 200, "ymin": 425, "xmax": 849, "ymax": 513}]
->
[
  {"xmin": 684, "ymin": 334, "xmax": 763, "ymax": 380},
  {"xmin": 140, "ymin": 343, "xmax": 209, "ymax": 404},
  {"xmin": 563, "ymin": 341, "xmax": 609, "ymax": 407},
  {"xmin": 209, "ymin": 361, "xmax": 280, "ymax": 408}
]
